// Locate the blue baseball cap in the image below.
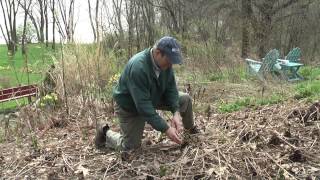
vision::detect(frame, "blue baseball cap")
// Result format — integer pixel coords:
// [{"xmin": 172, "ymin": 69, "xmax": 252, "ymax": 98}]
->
[{"xmin": 155, "ymin": 36, "xmax": 182, "ymax": 64}]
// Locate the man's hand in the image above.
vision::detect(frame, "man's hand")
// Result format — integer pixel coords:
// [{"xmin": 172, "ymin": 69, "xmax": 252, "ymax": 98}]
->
[
  {"xmin": 165, "ymin": 127, "xmax": 182, "ymax": 144},
  {"xmin": 171, "ymin": 112, "xmax": 183, "ymax": 133}
]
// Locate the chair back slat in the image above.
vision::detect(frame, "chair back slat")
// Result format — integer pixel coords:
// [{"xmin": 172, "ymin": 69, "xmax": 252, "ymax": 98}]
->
[
  {"xmin": 259, "ymin": 49, "xmax": 279, "ymax": 74},
  {"xmin": 286, "ymin": 47, "xmax": 301, "ymax": 62}
]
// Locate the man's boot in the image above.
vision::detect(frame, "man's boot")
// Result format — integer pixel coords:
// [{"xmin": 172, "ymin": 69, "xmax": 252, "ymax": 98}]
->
[{"xmin": 94, "ymin": 124, "xmax": 109, "ymax": 149}]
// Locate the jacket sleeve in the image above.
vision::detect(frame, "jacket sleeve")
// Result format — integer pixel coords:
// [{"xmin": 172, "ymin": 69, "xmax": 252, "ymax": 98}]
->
[
  {"xmin": 127, "ymin": 65, "xmax": 169, "ymax": 132},
  {"xmin": 163, "ymin": 69, "xmax": 179, "ymax": 114}
]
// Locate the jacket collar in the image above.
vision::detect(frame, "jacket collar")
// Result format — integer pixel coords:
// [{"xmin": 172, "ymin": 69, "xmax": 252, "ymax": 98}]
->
[{"xmin": 145, "ymin": 48, "xmax": 160, "ymax": 85}]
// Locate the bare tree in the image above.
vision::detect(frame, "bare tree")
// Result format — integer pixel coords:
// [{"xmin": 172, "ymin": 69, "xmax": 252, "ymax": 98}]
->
[
  {"xmin": 134, "ymin": 1, "xmax": 142, "ymax": 51},
  {"xmin": 56, "ymin": 0, "xmax": 76, "ymax": 42},
  {"xmin": 88, "ymin": 0, "xmax": 100, "ymax": 42},
  {"xmin": 249, "ymin": 0, "xmax": 312, "ymax": 58},
  {"xmin": 241, "ymin": 0, "xmax": 251, "ymax": 58},
  {"xmin": 19, "ymin": 1, "xmax": 39, "ymax": 41},
  {"xmin": 0, "ymin": 0, "xmax": 21, "ymax": 55},
  {"xmin": 308, "ymin": 2, "xmax": 320, "ymax": 61},
  {"xmin": 21, "ymin": 0, "xmax": 32, "ymax": 101},
  {"xmin": 38, "ymin": 0, "xmax": 45, "ymax": 42},
  {"xmin": 112, "ymin": 0, "xmax": 124, "ymax": 42},
  {"xmin": 141, "ymin": 0, "xmax": 155, "ymax": 46},
  {"xmin": 21, "ymin": 0, "xmax": 32, "ymax": 54},
  {"xmin": 100, "ymin": 0, "xmax": 320, "ymax": 64},
  {"xmin": 44, "ymin": 0, "xmax": 49, "ymax": 47},
  {"xmin": 125, "ymin": 0, "xmax": 134, "ymax": 57},
  {"xmin": 19, "ymin": 0, "xmax": 47, "ymax": 43},
  {"xmin": 50, "ymin": 0, "xmax": 55, "ymax": 49}
]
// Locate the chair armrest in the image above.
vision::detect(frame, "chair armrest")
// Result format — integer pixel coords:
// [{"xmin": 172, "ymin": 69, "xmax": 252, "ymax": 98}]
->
[
  {"xmin": 245, "ymin": 58, "xmax": 262, "ymax": 65},
  {"xmin": 274, "ymin": 63, "xmax": 282, "ymax": 70}
]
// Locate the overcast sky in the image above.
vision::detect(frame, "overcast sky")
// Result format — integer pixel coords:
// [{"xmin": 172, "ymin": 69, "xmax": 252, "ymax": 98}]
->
[{"xmin": 0, "ymin": 0, "xmax": 101, "ymax": 44}]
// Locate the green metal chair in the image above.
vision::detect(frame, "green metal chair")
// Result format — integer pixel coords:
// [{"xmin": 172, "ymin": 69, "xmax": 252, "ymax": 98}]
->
[
  {"xmin": 285, "ymin": 47, "xmax": 301, "ymax": 62},
  {"xmin": 245, "ymin": 49, "xmax": 280, "ymax": 81}
]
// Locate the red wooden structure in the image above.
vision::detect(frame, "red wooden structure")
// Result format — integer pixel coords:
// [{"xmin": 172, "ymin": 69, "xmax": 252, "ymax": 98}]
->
[{"xmin": 0, "ymin": 84, "xmax": 38, "ymax": 103}]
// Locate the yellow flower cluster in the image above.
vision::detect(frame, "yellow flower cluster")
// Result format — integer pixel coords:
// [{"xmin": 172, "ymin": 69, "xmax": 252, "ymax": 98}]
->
[
  {"xmin": 108, "ymin": 73, "xmax": 121, "ymax": 85},
  {"xmin": 43, "ymin": 93, "xmax": 58, "ymax": 101},
  {"xmin": 0, "ymin": 66, "xmax": 10, "ymax": 70},
  {"xmin": 40, "ymin": 93, "xmax": 58, "ymax": 107}
]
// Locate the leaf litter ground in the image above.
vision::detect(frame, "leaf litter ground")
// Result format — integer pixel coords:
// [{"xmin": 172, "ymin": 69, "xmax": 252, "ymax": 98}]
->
[{"xmin": 0, "ymin": 96, "xmax": 319, "ymax": 179}]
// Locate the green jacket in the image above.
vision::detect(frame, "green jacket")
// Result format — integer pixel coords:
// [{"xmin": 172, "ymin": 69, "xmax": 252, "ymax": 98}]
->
[{"xmin": 113, "ymin": 48, "xmax": 179, "ymax": 132}]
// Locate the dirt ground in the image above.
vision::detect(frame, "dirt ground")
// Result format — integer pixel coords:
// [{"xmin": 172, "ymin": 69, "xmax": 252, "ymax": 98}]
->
[{"xmin": 0, "ymin": 83, "xmax": 319, "ymax": 179}]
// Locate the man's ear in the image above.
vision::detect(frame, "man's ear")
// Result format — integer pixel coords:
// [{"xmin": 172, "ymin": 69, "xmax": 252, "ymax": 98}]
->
[
  {"xmin": 154, "ymin": 48, "xmax": 161, "ymax": 55},
  {"xmin": 154, "ymin": 49, "xmax": 162, "ymax": 60}
]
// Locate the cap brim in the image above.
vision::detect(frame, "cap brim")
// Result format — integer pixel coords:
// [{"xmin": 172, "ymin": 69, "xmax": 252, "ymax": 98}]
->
[{"xmin": 169, "ymin": 54, "xmax": 183, "ymax": 64}]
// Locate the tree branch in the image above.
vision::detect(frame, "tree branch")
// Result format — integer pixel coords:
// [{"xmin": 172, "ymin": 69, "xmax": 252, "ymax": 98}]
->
[
  {"xmin": 271, "ymin": 0, "xmax": 299, "ymax": 15},
  {"xmin": 0, "ymin": 0, "xmax": 12, "ymax": 42},
  {"xmin": 0, "ymin": 24, "xmax": 9, "ymax": 44}
]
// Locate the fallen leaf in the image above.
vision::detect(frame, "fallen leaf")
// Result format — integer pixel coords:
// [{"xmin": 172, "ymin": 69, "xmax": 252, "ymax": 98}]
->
[{"xmin": 75, "ymin": 164, "xmax": 90, "ymax": 177}]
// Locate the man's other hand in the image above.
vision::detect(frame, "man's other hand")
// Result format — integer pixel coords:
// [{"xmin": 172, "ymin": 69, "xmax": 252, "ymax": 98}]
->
[
  {"xmin": 165, "ymin": 127, "xmax": 182, "ymax": 144},
  {"xmin": 171, "ymin": 112, "xmax": 183, "ymax": 133}
]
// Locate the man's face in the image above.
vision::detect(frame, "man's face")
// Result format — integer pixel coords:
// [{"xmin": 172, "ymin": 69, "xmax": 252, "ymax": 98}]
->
[{"xmin": 154, "ymin": 49, "xmax": 172, "ymax": 70}]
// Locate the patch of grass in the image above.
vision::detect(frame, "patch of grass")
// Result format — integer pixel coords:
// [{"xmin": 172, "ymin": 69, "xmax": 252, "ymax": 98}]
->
[
  {"xmin": 0, "ymin": 44, "xmax": 57, "ymax": 111},
  {"xmin": 215, "ymin": 66, "xmax": 320, "ymax": 113},
  {"xmin": 0, "ymin": 69, "xmax": 43, "ymax": 87},
  {"xmin": 218, "ymin": 97, "xmax": 252, "ymax": 113},
  {"xmin": 293, "ymin": 66, "xmax": 320, "ymax": 100},
  {"xmin": 209, "ymin": 73, "xmax": 224, "ymax": 81},
  {"xmin": 294, "ymin": 80, "xmax": 320, "ymax": 100},
  {"xmin": 0, "ymin": 43, "xmax": 56, "ymax": 87},
  {"xmin": 218, "ymin": 94, "xmax": 284, "ymax": 113},
  {"xmin": 0, "ymin": 98, "xmax": 29, "ymax": 113},
  {"xmin": 299, "ymin": 66, "xmax": 320, "ymax": 80},
  {"xmin": 256, "ymin": 94, "xmax": 284, "ymax": 106},
  {"xmin": 208, "ymin": 65, "xmax": 250, "ymax": 83}
]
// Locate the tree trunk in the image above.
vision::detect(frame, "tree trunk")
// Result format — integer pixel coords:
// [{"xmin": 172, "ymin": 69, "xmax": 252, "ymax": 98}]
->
[
  {"xmin": 135, "ymin": 3, "xmax": 141, "ymax": 51},
  {"xmin": 22, "ymin": 0, "xmax": 31, "ymax": 55},
  {"xmin": 51, "ymin": 0, "xmax": 55, "ymax": 49},
  {"xmin": 257, "ymin": 13, "xmax": 272, "ymax": 58},
  {"xmin": 141, "ymin": 1, "xmax": 155, "ymax": 46},
  {"xmin": 241, "ymin": 0, "xmax": 251, "ymax": 58},
  {"xmin": 68, "ymin": 0, "xmax": 75, "ymax": 42},
  {"xmin": 22, "ymin": 0, "xmax": 32, "ymax": 102},
  {"xmin": 95, "ymin": 0, "xmax": 99, "ymax": 41},
  {"xmin": 0, "ymin": 0, "xmax": 20, "ymax": 55},
  {"xmin": 88, "ymin": 0, "xmax": 96, "ymax": 42},
  {"xmin": 56, "ymin": 0, "xmax": 76, "ymax": 42},
  {"xmin": 126, "ymin": 0, "xmax": 134, "ymax": 57},
  {"xmin": 38, "ymin": 0, "xmax": 45, "ymax": 42},
  {"xmin": 112, "ymin": 0, "xmax": 124, "ymax": 45},
  {"xmin": 45, "ymin": 0, "xmax": 49, "ymax": 47},
  {"xmin": 28, "ymin": 13, "xmax": 41, "ymax": 41}
]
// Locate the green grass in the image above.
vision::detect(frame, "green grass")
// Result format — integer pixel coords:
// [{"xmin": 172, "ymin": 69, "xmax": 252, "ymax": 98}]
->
[
  {"xmin": 299, "ymin": 66, "xmax": 320, "ymax": 80},
  {"xmin": 294, "ymin": 81, "xmax": 320, "ymax": 100},
  {"xmin": 293, "ymin": 66, "xmax": 320, "ymax": 101},
  {"xmin": 1, "ymin": 43, "xmax": 55, "ymax": 111},
  {"xmin": 0, "ymin": 44, "xmax": 55, "ymax": 87},
  {"xmin": 217, "ymin": 94, "xmax": 285, "ymax": 113},
  {"xmin": 0, "ymin": 99, "xmax": 29, "ymax": 113},
  {"xmin": 218, "ymin": 97, "xmax": 252, "ymax": 113},
  {"xmin": 206, "ymin": 65, "xmax": 250, "ymax": 83},
  {"xmin": 216, "ymin": 65, "xmax": 320, "ymax": 113}
]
